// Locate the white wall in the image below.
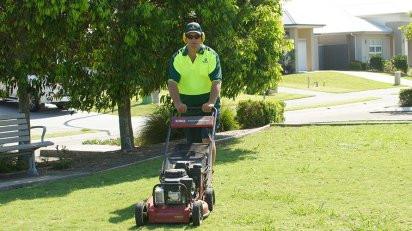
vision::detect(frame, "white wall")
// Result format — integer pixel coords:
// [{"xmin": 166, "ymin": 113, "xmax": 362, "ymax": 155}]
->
[
  {"xmin": 359, "ymin": 34, "xmax": 391, "ymax": 62},
  {"xmin": 386, "ymin": 21, "xmax": 409, "ymax": 55},
  {"xmin": 318, "ymin": 34, "xmax": 348, "ymax": 45}
]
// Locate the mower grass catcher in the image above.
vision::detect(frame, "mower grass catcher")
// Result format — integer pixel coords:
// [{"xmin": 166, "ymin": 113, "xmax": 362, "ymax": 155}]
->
[{"xmin": 135, "ymin": 108, "xmax": 216, "ymax": 227}]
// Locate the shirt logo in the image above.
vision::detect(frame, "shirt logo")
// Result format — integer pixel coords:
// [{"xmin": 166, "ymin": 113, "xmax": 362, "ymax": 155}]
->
[{"xmin": 202, "ymin": 58, "xmax": 208, "ymax": 63}]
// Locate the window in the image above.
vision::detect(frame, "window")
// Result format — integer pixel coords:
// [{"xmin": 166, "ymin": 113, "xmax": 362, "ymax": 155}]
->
[{"xmin": 369, "ymin": 39, "xmax": 383, "ymax": 57}]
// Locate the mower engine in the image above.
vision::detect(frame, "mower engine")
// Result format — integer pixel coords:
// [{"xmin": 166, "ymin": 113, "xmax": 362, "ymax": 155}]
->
[{"xmin": 155, "ymin": 168, "xmax": 194, "ymax": 205}]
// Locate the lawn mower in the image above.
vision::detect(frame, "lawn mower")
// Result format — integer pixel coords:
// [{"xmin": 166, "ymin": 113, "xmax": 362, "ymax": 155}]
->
[{"xmin": 135, "ymin": 107, "xmax": 216, "ymax": 227}]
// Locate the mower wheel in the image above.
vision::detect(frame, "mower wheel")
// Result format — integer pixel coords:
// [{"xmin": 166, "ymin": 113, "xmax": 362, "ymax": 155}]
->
[
  {"xmin": 192, "ymin": 201, "xmax": 203, "ymax": 226},
  {"xmin": 205, "ymin": 187, "xmax": 215, "ymax": 212},
  {"xmin": 135, "ymin": 202, "xmax": 147, "ymax": 227}
]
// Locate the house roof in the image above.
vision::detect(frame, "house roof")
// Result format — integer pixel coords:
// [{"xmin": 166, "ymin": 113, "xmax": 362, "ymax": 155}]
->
[
  {"xmin": 339, "ymin": 0, "xmax": 412, "ymax": 17},
  {"xmin": 283, "ymin": 0, "xmax": 409, "ymax": 34},
  {"xmin": 282, "ymin": 9, "xmax": 325, "ymax": 28}
]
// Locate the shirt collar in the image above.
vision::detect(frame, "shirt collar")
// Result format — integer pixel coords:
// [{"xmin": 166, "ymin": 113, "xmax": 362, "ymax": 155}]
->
[{"xmin": 182, "ymin": 44, "xmax": 205, "ymax": 56}]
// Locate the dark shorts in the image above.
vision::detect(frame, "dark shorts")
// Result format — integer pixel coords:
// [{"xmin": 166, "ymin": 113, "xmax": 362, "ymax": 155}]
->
[{"xmin": 184, "ymin": 108, "xmax": 220, "ymax": 144}]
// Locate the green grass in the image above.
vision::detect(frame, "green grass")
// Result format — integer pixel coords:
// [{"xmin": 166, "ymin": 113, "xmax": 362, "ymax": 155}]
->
[
  {"xmin": 31, "ymin": 128, "xmax": 99, "ymax": 141},
  {"xmin": 1, "ymin": 125, "xmax": 411, "ymax": 230},
  {"xmin": 280, "ymin": 72, "xmax": 400, "ymax": 93},
  {"xmin": 92, "ymin": 92, "xmax": 311, "ymax": 117},
  {"xmin": 222, "ymin": 92, "xmax": 312, "ymax": 107},
  {"xmin": 403, "ymin": 76, "xmax": 412, "ymax": 81},
  {"xmin": 286, "ymin": 97, "xmax": 380, "ymax": 111},
  {"xmin": 94, "ymin": 99, "xmax": 158, "ymax": 117}
]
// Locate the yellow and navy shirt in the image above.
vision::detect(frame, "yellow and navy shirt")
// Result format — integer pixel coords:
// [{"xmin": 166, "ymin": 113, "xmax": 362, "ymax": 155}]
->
[{"xmin": 168, "ymin": 45, "xmax": 222, "ymax": 109}]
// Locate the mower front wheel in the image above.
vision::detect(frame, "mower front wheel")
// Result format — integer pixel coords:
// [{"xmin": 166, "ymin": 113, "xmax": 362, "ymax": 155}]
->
[
  {"xmin": 192, "ymin": 201, "xmax": 203, "ymax": 226},
  {"xmin": 205, "ymin": 187, "xmax": 215, "ymax": 212},
  {"xmin": 135, "ymin": 202, "xmax": 148, "ymax": 227}
]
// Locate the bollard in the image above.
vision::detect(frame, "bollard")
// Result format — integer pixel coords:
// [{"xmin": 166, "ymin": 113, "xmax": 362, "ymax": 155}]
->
[
  {"xmin": 307, "ymin": 76, "xmax": 310, "ymax": 88},
  {"xmin": 394, "ymin": 71, "xmax": 401, "ymax": 85},
  {"xmin": 142, "ymin": 95, "xmax": 152, "ymax": 104},
  {"xmin": 151, "ymin": 90, "xmax": 160, "ymax": 104}
]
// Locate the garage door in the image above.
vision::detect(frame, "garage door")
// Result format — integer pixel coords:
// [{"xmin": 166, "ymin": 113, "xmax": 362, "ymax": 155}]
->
[{"xmin": 319, "ymin": 44, "xmax": 348, "ymax": 70}]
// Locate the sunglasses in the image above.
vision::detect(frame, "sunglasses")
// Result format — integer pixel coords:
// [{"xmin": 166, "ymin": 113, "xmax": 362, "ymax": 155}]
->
[{"xmin": 186, "ymin": 33, "xmax": 201, "ymax": 40}]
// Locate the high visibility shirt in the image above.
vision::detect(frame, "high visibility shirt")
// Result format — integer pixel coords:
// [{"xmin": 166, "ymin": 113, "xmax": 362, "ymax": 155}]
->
[{"xmin": 168, "ymin": 45, "xmax": 222, "ymax": 108}]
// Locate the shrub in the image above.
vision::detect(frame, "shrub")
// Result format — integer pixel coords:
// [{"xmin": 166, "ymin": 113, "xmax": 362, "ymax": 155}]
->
[
  {"xmin": 138, "ymin": 100, "xmax": 184, "ymax": 145},
  {"xmin": 369, "ymin": 55, "xmax": 384, "ymax": 72},
  {"xmin": 280, "ymin": 49, "xmax": 295, "ymax": 74},
  {"xmin": 399, "ymin": 88, "xmax": 412, "ymax": 107},
  {"xmin": 217, "ymin": 107, "xmax": 239, "ymax": 132},
  {"xmin": 392, "ymin": 55, "xmax": 408, "ymax": 74},
  {"xmin": 236, "ymin": 100, "xmax": 285, "ymax": 128},
  {"xmin": 349, "ymin": 60, "xmax": 362, "ymax": 71},
  {"xmin": 0, "ymin": 157, "xmax": 28, "ymax": 173},
  {"xmin": 384, "ymin": 59, "xmax": 395, "ymax": 73},
  {"xmin": 361, "ymin": 62, "xmax": 368, "ymax": 70}
]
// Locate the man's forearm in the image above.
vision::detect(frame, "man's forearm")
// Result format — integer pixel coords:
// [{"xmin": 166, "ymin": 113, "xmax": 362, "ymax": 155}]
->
[
  {"xmin": 208, "ymin": 81, "xmax": 221, "ymax": 104},
  {"xmin": 167, "ymin": 81, "xmax": 182, "ymax": 104}
]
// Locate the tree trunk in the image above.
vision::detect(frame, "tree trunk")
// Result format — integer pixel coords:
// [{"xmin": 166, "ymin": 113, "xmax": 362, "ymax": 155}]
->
[
  {"xmin": 17, "ymin": 81, "xmax": 31, "ymax": 169},
  {"xmin": 17, "ymin": 82, "xmax": 31, "ymax": 136},
  {"xmin": 118, "ymin": 95, "xmax": 134, "ymax": 151}
]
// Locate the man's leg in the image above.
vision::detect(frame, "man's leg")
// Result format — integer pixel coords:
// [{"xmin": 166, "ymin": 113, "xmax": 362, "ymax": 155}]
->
[
  {"xmin": 202, "ymin": 138, "xmax": 216, "ymax": 166},
  {"xmin": 201, "ymin": 108, "xmax": 219, "ymax": 168}
]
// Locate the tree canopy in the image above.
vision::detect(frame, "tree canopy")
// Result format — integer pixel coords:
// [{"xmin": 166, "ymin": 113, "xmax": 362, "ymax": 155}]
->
[
  {"xmin": 401, "ymin": 12, "xmax": 412, "ymax": 40},
  {"xmin": 0, "ymin": 0, "xmax": 89, "ymax": 115},
  {"xmin": 1, "ymin": 0, "xmax": 290, "ymax": 150},
  {"xmin": 60, "ymin": 0, "xmax": 290, "ymax": 109}
]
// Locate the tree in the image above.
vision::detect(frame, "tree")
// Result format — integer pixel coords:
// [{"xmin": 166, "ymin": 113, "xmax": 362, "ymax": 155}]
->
[
  {"xmin": 60, "ymin": 0, "xmax": 290, "ymax": 151},
  {"xmin": 400, "ymin": 12, "xmax": 412, "ymax": 40},
  {"xmin": 0, "ymin": 0, "xmax": 89, "ymax": 121},
  {"xmin": 59, "ymin": 1, "xmax": 177, "ymax": 151},
  {"xmin": 0, "ymin": 1, "xmax": 88, "ymax": 169}
]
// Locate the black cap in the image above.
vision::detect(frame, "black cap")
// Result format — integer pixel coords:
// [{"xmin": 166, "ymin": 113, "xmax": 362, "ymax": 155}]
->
[{"xmin": 185, "ymin": 22, "xmax": 202, "ymax": 34}]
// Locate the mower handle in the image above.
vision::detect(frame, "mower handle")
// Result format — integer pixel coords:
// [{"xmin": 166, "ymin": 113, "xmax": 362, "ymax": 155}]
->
[{"xmin": 172, "ymin": 107, "xmax": 217, "ymax": 116}]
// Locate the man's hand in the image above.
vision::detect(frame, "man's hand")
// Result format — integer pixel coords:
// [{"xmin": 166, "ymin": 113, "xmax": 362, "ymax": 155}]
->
[
  {"xmin": 202, "ymin": 102, "xmax": 214, "ymax": 112},
  {"xmin": 174, "ymin": 102, "xmax": 187, "ymax": 113}
]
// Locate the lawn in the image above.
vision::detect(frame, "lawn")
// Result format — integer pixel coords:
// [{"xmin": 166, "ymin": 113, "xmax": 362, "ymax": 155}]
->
[
  {"xmin": 1, "ymin": 125, "xmax": 411, "ymax": 230},
  {"xmin": 94, "ymin": 99, "xmax": 159, "ymax": 117},
  {"xmin": 280, "ymin": 71, "xmax": 400, "ymax": 93},
  {"xmin": 93, "ymin": 92, "xmax": 311, "ymax": 116},
  {"xmin": 222, "ymin": 92, "xmax": 312, "ymax": 107},
  {"xmin": 31, "ymin": 128, "xmax": 99, "ymax": 141},
  {"xmin": 286, "ymin": 97, "xmax": 380, "ymax": 111}
]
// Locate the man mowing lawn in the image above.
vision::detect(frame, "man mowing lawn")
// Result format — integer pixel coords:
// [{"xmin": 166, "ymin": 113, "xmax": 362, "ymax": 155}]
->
[{"xmin": 168, "ymin": 22, "xmax": 222, "ymax": 168}]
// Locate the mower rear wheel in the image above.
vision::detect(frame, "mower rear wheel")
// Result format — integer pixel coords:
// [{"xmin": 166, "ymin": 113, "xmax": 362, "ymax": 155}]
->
[
  {"xmin": 205, "ymin": 187, "xmax": 215, "ymax": 212},
  {"xmin": 135, "ymin": 202, "xmax": 148, "ymax": 227},
  {"xmin": 192, "ymin": 201, "xmax": 203, "ymax": 226}
]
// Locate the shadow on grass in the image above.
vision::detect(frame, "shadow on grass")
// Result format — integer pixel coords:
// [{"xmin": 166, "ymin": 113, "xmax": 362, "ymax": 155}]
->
[
  {"xmin": 108, "ymin": 140, "xmax": 256, "ymax": 228},
  {"xmin": 0, "ymin": 158, "xmax": 162, "ymax": 205},
  {"xmin": 0, "ymin": 138, "xmax": 254, "ymax": 209}
]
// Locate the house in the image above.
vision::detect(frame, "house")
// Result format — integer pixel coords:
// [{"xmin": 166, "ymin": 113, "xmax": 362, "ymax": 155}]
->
[
  {"xmin": 283, "ymin": 0, "xmax": 412, "ymax": 71},
  {"xmin": 282, "ymin": 9, "xmax": 325, "ymax": 72}
]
